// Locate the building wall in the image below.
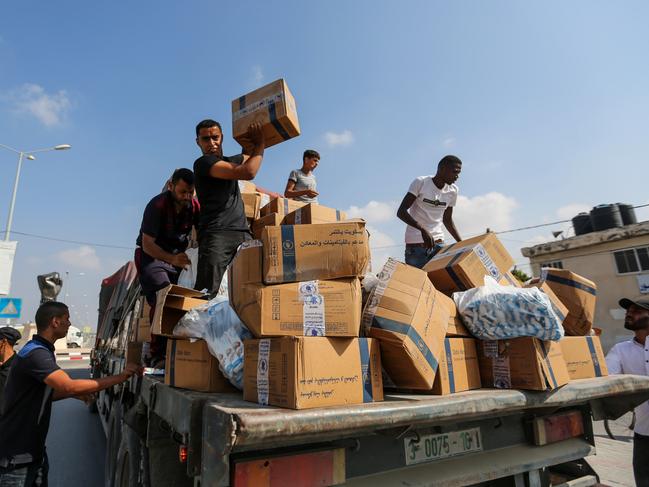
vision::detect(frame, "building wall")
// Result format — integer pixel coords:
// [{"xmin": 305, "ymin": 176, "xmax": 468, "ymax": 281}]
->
[{"xmin": 528, "ymin": 234, "xmax": 649, "ymax": 352}]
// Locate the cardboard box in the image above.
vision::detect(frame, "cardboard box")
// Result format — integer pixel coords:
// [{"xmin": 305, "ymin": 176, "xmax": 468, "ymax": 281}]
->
[
  {"xmin": 525, "ymin": 281, "xmax": 569, "ymax": 326},
  {"xmin": 243, "ymin": 336, "xmax": 383, "ymax": 409},
  {"xmin": 261, "ymin": 221, "xmax": 370, "ymax": 284},
  {"xmin": 477, "ymin": 338, "xmax": 569, "ymax": 391},
  {"xmin": 444, "ymin": 297, "xmax": 472, "ymax": 337},
  {"xmin": 560, "ymin": 336, "xmax": 608, "ymax": 380},
  {"xmin": 432, "ymin": 338, "xmax": 482, "ymax": 395},
  {"xmin": 540, "ymin": 268, "xmax": 597, "ymax": 336},
  {"xmin": 134, "ymin": 317, "xmax": 151, "ymax": 343},
  {"xmin": 260, "ymin": 197, "xmax": 308, "ymax": 218},
  {"xmin": 242, "ymin": 192, "xmax": 262, "ymax": 221},
  {"xmin": 232, "ymin": 79, "xmax": 300, "ymax": 149},
  {"xmin": 251, "ymin": 213, "xmax": 282, "ymax": 240},
  {"xmin": 125, "ymin": 341, "xmax": 143, "ymax": 365},
  {"xmin": 165, "ymin": 339, "xmax": 235, "ymax": 392},
  {"xmin": 362, "ymin": 259, "xmax": 449, "ymax": 389},
  {"xmin": 238, "ymin": 180, "xmax": 257, "ymax": 194},
  {"xmin": 282, "ymin": 204, "xmax": 347, "ymax": 225},
  {"xmin": 152, "ymin": 285, "xmax": 208, "ymax": 337},
  {"xmin": 422, "ymin": 233, "xmax": 515, "ymax": 295}
]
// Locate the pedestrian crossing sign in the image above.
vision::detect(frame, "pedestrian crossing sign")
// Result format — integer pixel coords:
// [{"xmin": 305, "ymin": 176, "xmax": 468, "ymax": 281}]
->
[{"xmin": 0, "ymin": 298, "xmax": 22, "ymax": 319}]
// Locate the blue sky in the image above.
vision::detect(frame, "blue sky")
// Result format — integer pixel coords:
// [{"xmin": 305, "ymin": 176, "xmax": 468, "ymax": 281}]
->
[{"xmin": 1, "ymin": 1, "xmax": 648, "ymax": 328}]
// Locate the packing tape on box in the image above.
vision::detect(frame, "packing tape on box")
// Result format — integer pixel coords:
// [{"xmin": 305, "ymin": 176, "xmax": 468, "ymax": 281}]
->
[
  {"xmin": 443, "ymin": 339, "xmax": 456, "ymax": 393},
  {"xmin": 429, "ymin": 244, "xmax": 502, "ymax": 291},
  {"xmin": 280, "ymin": 226, "xmax": 297, "ymax": 282},
  {"xmin": 586, "ymin": 336, "xmax": 604, "ymax": 376},
  {"xmin": 361, "ymin": 258, "xmax": 398, "ymax": 333},
  {"xmin": 371, "ymin": 316, "xmax": 439, "ymax": 373},
  {"xmin": 538, "ymin": 341, "xmax": 559, "ymax": 389},
  {"xmin": 257, "ymin": 339, "xmax": 271, "ymax": 405},
  {"xmin": 493, "ymin": 357, "xmax": 511, "ymax": 389},
  {"xmin": 299, "ymin": 281, "xmax": 326, "ymax": 336},
  {"xmin": 295, "ymin": 208, "xmax": 302, "ymax": 224},
  {"xmin": 358, "ymin": 339, "xmax": 374, "ymax": 403},
  {"xmin": 169, "ymin": 340, "xmax": 177, "ymax": 387},
  {"xmin": 235, "ymin": 92, "xmax": 291, "ymax": 141},
  {"xmin": 540, "ymin": 269, "xmax": 597, "ymax": 296}
]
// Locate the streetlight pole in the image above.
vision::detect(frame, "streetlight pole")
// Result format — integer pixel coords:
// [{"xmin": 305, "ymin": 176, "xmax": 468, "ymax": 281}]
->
[{"xmin": 0, "ymin": 143, "xmax": 71, "ymax": 241}]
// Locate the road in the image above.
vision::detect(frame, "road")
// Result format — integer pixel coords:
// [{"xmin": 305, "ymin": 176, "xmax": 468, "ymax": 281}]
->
[
  {"xmin": 45, "ymin": 360, "xmax": 637, "ymax": 486},
  {"xmin": 46, "ymin": 359, "xmax": 105, "ymax": 487}
]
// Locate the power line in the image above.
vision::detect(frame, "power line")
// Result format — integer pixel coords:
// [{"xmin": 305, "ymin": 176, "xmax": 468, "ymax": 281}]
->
[{"xmin": 7, "ymin": 231, "xmax": 134, "ymax": 251}]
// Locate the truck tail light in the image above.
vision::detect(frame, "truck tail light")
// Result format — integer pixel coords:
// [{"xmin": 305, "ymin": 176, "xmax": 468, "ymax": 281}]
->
[
  {"xmin": 232, "ymin": 448, "xmax": 345, "ymax": 487},
  {"xmin": 178, "ymin": 445, "xmax": 188, "ymax": 463},
  {"xmin": 532, "ymin": 410, "xmax": 584, "ymax": 446}
]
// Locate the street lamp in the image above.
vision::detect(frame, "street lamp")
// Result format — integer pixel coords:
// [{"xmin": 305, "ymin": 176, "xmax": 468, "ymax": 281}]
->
[{"xmin": 0, "ymin": 143, "xmax": 71, "ymax": 241}]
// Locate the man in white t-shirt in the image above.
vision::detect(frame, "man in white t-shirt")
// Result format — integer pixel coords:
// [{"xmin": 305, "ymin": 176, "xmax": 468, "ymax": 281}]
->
[
  {"xmin": 284, "ymin": 149, "xmax": 320, "ymax": 204},
  {"xmin": 397, "ymin": 155, "xmax": 462, "ymax": 268},
  {"xmin": 606, "ymin": 296, "xmax": 649, "ymax": 487}
]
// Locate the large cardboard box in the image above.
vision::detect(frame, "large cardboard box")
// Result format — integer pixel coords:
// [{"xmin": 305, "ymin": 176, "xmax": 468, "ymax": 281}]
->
[
  {"xmin": 134, "ymin": 317, "xmax": 151, "ymax": 343},
  {"xmin": 282, "ymin": 204, "xmax": 347, "ymax": 225},
  {"xmin": 560, "ymin": 336, "xmax": 608, "ymax": 380},
  {"xmin": 432, "ymin": 338, "xmax": 482, "ymax": 395},
  {"xmin": 439, "ymin": 292, "xmax": 472, "ymax": 337},
  {"xmin": 238, "ymin": 180, "xmax": 256, "ymax": 194},
  {"xmin": 260, "ymin": 197, "xmax": 308, "ymax": 218},
  {"xmin": 540, "ymin": 268, "xmax": 597, "ymax": 336},
  {"xmin": 422, "ymin": 233, "xmax": 515, "ymax": 295},
  {"xmin": 232, "ymin": 79, "xmax": 300, "ymax": 149},
  {"xmin": 477, "ymin": 338, "xmax": 569, "ymax": 391},
  {"xmin": 152, "ymin": 285, "xmax": 208, "ymax": 337},
  {"xmin": 125, "ymin": 341, "xmax": 143, "ymax": 365},
  {"xmin": 230, "ymin": 243, "xmax": 362, "ymax": 337},
  {"xmin": 362, "ymin": 259, "xmax": 449, "ymax": 389},
  {"xmin": 251, "ymin": 213, "xmax": 282, "ymax": 240},
  {"xmin": 242, "ymin": 192, "xmax": 262, "ymax": 221},
  {"xmin": 261, "ymin": 221, "xmax": 369, "ymax": 284},
  {"xmin": 243, "ymin": 337, "xmax": 383, "ymax": 409},
  {"xmin": 525, "ymin": 281, "xmax": 569, "ymax": 326},
  {"xmin": 164, "ymin": 339, "xmax": 235, "ymax": 392}
]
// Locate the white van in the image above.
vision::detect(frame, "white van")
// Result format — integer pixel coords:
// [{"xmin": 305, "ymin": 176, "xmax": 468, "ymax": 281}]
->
[{"xmin": 67, "ymin": 325, "xmax": 83, "ymax": 348}]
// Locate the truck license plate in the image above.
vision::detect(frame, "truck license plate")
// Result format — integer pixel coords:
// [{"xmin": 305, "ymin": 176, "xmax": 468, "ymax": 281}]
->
[{"xmin": 404, "ymin": 427, "xmax": 483, "ymax": 465}]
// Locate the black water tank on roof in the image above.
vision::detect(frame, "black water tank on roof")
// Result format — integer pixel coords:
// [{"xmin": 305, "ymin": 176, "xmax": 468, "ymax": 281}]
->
[
  {"xmin": 590, "ymin": 204, "xmax": 623, "ymax": 231},
  {"xmin": 572, "ymin": 212, "xmax": 593, "ymax": 235},
  {"xmin": 616, "ymin": 203, "xmax": 637, "ymax": 226}
]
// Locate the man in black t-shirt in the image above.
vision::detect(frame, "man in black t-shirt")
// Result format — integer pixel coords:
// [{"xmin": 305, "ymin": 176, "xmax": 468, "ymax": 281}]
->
[
  {"xmin": 0, "ymin": 327, "xmax": 21, "ymax": 410},
  {"xmin": 0, "ymin": 302, "xmax": 140, "ymax": 486},
  {"xmin": 193, "ymin": 119, "xmax": 265, "ymax": 296}
]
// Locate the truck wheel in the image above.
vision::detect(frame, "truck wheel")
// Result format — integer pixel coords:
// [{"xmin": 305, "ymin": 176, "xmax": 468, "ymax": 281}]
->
[
  {"xmin": 114, "ymin": 423, "xmax": 144, "ymax": 487},
  {"xmin": 105, "ymin": 404, "xmax": 123, "ymax": 487}
]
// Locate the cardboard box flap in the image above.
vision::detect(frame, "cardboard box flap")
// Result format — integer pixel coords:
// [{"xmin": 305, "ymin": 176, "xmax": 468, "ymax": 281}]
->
[
  {"xmin": 536, "ymin": 340, "xmax": 570, "ymax": 390},
  {"xmin": 152, "ymin": 284, "xmax": 208, "ymax": 337}
]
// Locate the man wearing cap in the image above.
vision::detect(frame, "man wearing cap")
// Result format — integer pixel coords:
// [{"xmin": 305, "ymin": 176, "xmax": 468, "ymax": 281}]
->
[
  {"xmin": 606, "ymin": 296, "xmax": 649, "ymax": 487},
  {"xmin": 0, "ymin": 327, "xmax": 21, "ymax": 408}
]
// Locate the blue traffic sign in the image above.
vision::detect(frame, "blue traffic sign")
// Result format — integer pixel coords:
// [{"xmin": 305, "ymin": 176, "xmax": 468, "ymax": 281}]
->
[{"xmin": 0, "ymin": 298, "xmax": 22, "ymax": 319}]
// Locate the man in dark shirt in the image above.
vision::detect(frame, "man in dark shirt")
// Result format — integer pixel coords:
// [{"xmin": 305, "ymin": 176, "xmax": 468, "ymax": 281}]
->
[
  {"xmin": 0, "ymin": 327, "xmax": 21, "ymax": 410},
  {"xmin": 193, "ymin": 119, "xmax": 265, "ymax": 296},
  {"xmin": 136, "ymin": 167, "xmax": 200, "ymax": 307},
  {"xmin": 0, "ymin": 302, "xmax": 140, "ymax": 486}
]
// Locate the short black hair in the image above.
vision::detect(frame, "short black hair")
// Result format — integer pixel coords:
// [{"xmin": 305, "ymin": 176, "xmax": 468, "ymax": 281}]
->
[
  {"xmin": 438, "ymin": 155, "xmax": 462, "ymax": 169},
  {"xmin": 303, "ymin": 149, "xmax": 320, "ymax": 161},
  {"xmin": 171, "ymin": 168, "xmax": 194, "ymax": 186},
  {"xmin": 35, "ymin": 302, "xmax": 68, "ymax": 332},
  {"xmin": 195, "ymin": 119, "xmax": 222, "ymax": 137}
]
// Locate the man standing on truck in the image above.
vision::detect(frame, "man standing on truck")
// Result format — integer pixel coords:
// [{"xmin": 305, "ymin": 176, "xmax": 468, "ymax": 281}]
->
[
  {"xmin": 605, "ymin": 296, "xmax": 649, "ymax": 487},
  {"xmin": 193, "ymin": 119, "xmax": 265, "ymax": 296},
  {"xmin": 396, "ymin": 155, "xmax": 463, "ymax": 269},
  {"xmin": 0, "ymin": 301, "xmax": 140, "ymax": 486},
  {"xmin": 284, "ymin": 149, "xmax": 320, "ymax": 203},
  {"xmin": 0, "ymin": 327, "xmax": 21, "ymax": 409}
]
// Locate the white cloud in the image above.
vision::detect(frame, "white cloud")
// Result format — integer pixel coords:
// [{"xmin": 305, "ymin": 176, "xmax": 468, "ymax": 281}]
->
[
  {"xmin": 345, "ymin": 200, "xmax": 397, "ymax": 223},
  {"xmin": 324, "ymin": 130, "xmax": 354, "ymax": 148},
  {"xmin": 556, "ymin": 203, "xmax": 591, "ymax": 220},
  {"xmin": 453, "ymin": 192, "xmax": 518, "ymax": 237},
  {"xmin": 6, "ymin": 83, "xmax": 71, "ymax": 127},
  {"xmin": 57, "ymin": 245, "xmax": 101, "ymax": 271},
  {"xmin": 250, "ymin": 65, "xmax": 264, "ymax": 87},
  {"xmin": 367, "ymin": 225, "xmax": 400, "ymax": 272},
  {"xmin": 442, "ymin": 136, "xmax": 456, "ymax": 148}
]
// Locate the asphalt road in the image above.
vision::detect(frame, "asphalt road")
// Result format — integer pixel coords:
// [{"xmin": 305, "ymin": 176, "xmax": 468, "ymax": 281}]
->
[{"xmin": 46, "ymin": 360, "xmax": 106, "ymax": 487}]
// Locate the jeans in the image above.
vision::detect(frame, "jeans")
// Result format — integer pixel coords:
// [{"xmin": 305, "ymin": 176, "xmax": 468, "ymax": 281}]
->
[
  {"xmin": 0, "ymin": 454, "xmax": 48, "ymax": 487},
  {"xmin": 404, "ymin": 243, "xmax": 444, "ymax": 269},
  {"xmin": 634, "ymin": 433, "xmax": 649, "ymax": 487},
  {"xmin": 195, "ymin": 230, "xmax": 251, "ymax": 297}
]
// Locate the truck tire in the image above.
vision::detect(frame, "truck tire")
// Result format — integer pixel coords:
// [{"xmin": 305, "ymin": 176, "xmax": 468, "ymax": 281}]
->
[
  {"xmin": 105, "ymin": 404, "xmax": 123, "ymax": 487},
  {"xmin": 114, "ymin": 423, "xmax": 144, "ymax": 487}
]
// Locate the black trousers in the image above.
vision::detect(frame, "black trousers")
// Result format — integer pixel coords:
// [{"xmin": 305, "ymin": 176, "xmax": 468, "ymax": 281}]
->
[
  {"xmin": 195, "ymin": 230, "xmax": 250, "ymax": 297},
  {"xmin": 634, "ymin": 433, "xmax": 649, "ymax": 487}
]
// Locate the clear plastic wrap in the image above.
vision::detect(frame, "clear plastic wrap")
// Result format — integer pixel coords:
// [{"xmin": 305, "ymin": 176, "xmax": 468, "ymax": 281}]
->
[
  {"xmin": 177, "ymin": 247, "xmax": 199, "ymax": 289},
  {"xmin": 173, "ymin": 295, "xmax": 252, "ymax": 389},
  {"xmin": 453, "ymin": 276, "xmax": 564, "ymax": 341}
]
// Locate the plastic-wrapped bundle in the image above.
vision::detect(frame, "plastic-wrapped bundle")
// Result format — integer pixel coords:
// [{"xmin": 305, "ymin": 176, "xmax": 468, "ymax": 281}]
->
[
  {"xmin": 454, "ymin": 277, "xmax": 564, "ymax": 341},
  {"xmin": 173, "ymin": 295, "xmax": 252, "ymax": 389}
]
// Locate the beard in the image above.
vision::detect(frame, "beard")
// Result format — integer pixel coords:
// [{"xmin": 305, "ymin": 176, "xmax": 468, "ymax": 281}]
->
[{"xmin": 624, "ymin": 316, "xmax": 649, "ymax": 331}]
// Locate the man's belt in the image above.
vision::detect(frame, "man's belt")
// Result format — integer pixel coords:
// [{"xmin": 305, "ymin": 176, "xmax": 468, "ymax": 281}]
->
[{"xmin": 406, "ymin": 240, "xmax": 444, "ymax": 249}]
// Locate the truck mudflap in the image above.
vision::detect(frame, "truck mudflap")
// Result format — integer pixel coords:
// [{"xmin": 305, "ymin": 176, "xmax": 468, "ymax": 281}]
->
[{"xmin": 197, "ymin": 374, "xmax": 649, "ymax": 486}]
